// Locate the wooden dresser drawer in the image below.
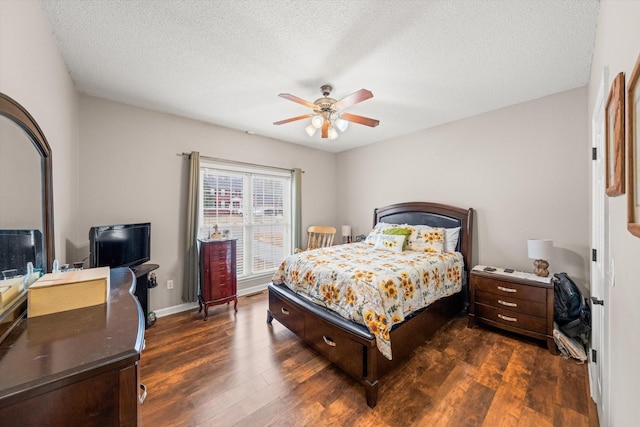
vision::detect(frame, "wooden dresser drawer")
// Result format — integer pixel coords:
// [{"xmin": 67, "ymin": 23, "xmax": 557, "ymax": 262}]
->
[
  {"xmin": 475, "ymin": 303, "xmax": 547, "ymax": 334},
  {"xmin": 475, "ymin": 289, "xmax": 546, "ymax": 318},
  {"xmin": 206, "ymin": 283, "xmax": 233, "ymax": 299},
  {"xmin": 268, "ymin": 290, "xmax": 305, "ymax": 336},
  {"xmin": 473, "ymin": 275, "xmax": 546, "ymax": 303}
]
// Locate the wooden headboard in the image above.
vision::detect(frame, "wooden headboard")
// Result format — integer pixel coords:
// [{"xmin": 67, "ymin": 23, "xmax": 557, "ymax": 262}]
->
[{"xmin": 374, "ymin": 202, "xmax": 474, "ymax": 276}]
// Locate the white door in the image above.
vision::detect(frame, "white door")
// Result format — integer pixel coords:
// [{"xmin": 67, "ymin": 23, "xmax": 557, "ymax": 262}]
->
[{"xmin": 590, "ymin": 67, "xmax": 609, "ymax": 425}]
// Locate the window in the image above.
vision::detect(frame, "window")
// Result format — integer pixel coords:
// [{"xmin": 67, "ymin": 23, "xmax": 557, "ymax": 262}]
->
[{"xmin": 199, "ymin": 162, "xmax": 292, "ymax": 280}]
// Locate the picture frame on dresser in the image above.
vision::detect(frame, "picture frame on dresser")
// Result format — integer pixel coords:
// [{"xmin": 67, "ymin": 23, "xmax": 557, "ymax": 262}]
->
[
  {"xmin": 628, "ymin": 55, "xmax": 640, "ymax": 237},
  {"xmin": 606, "ymin": 72, "xmax": 625, "ymax": 197}
]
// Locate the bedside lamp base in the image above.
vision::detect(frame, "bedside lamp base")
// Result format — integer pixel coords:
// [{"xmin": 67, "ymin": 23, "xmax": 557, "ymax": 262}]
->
[{"xmin": 533, "ymin": 259, "xmax": 550, "ymax": 277}]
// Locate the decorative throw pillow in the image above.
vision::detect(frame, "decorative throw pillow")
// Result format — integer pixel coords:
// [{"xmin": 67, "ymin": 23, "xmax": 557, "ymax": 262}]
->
[
  {"xmin": 374, "ymin": 234, "xmax": 406, "ymax": 253},
  {"xmin": 382, "ymin": 227, "xmax": 411, "ymax": 250},
  {"xmin": 407, "ymin": 225, "xmax": 445, "ymax": 253},
  {"xmin": 365, "ymin": 222, "xmax": 397, "ymax": 244},
  {"xmin": 444, "ymin": 227, "xmax": 461, "ymax": 252}
]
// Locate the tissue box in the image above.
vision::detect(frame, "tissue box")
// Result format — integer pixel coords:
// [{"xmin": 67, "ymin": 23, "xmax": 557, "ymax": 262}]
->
[{"xmin": 28, "ymin": 267, "xmax": 110, "ymax": 317}]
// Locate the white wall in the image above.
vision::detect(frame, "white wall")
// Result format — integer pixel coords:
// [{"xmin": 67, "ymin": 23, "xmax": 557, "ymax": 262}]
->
[
  {"xmin": 337, "ymin": 87, "xmax": 590, "ymax": 290},
  {"xmin": 0, "ymin": 0, "xmax": 80, "ymax": 265},
  {"xmin": 588, "ymin": 1, "xmax": 640, "ymax": 426},
  {"xmin": 78, "ymin": 95, "xmax": 337, "ymax": 310}
]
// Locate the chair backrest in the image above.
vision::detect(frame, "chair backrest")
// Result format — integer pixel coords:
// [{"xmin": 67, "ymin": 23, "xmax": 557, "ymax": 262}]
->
[{"xmin": 306, "ymin": 226, "xmax": 336, "ymax": 250}]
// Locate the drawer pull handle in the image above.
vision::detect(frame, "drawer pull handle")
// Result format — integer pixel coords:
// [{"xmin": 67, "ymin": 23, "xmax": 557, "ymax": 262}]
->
[
  {"xmin": 498, "ymin": 299, "xmax": 517, "ymax": 308},
  {"xmin": 497, "ymin": 286, "xmax": 517, "ymax": 293},
  {"xmin": 139, "ymin": 383, "xmax": 147, "ymax": 404},
  {"xmin": 323, "ymin": 336, "xmax": 337, "ymax": 347},
  {"xmin": 498, "ymin": 314, "xmax": 517, "ymax": 322},
  {"xmin": 281, "ymin": 307, "xmax": 290, "ymax": 315}
]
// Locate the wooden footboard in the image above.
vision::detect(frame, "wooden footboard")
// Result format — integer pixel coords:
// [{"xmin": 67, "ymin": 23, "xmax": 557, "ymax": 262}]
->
[{"xmin": 267, "ymin": 282, "xmax": 463, "ymax": 408}]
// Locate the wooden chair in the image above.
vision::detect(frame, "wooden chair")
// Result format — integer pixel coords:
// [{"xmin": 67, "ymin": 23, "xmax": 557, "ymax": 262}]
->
[{"xmin": 298, "ymin": 226, "xmax": 336, "ymax": 252}]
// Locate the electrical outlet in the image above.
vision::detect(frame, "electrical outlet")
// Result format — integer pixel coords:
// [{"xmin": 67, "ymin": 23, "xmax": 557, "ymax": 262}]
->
[{"xmin": 167, "ymin": 279, "xmax": 174, "ymax": 289}]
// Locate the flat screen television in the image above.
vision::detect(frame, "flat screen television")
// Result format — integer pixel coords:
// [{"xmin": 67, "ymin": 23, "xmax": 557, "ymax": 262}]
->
[
  {"xmin": 0, "ymin": 229, "xmax": 44, "ymax": 276},
  {"xmin": 89, "ymin": 223, "xmax": 150, "ymax": 269}
]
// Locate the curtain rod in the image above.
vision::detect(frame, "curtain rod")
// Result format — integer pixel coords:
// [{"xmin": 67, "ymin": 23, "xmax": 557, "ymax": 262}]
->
[{"xmin": 178, "ymin": 152, "xmax": 304, "ymax": 173}]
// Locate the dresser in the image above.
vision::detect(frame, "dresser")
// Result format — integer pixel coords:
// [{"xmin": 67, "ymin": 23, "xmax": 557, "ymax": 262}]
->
[
  {"xmin": 0, "ymin": 267, "xmax": 146, "ymax": 425},
  {"xmin": 468, "ymin": 266, "xmax": 557, "ymax": 354},
  {"xmin": 198, "ymin": 239, "xmax": 237, "ymax": 320}
]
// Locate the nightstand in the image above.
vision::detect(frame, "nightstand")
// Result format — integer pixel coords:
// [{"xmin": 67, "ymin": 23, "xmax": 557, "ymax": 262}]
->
[{"xmin": 468, "ymin": 266, "xmax": 557, "ymax": 354}]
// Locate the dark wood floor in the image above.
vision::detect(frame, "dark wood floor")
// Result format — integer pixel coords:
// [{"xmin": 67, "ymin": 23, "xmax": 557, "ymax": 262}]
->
[{"xmin": 139, "ymin": 291, "xmax": 599, "ymax": 427}]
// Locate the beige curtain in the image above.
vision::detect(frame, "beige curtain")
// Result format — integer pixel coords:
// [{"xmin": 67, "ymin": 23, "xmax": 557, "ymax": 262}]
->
[
  {"xmin": 292, "ymin": 168, "xmax": 302, "ymax": 251},
  {"xmin": 182, "ymin": 151, "xmax": 200, "ymax": 303}
]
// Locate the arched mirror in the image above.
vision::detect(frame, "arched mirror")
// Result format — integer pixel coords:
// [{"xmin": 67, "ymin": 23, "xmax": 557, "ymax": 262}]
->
[{"xmin": 0, "ymin": 93, "xmax": 54, "ymax": 338}]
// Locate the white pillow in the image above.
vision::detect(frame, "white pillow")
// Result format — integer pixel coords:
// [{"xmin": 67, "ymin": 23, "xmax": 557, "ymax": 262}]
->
[
  {"xmin": 444, "ymin": 227, "xmax": 461, "ymax": 252},
  {"xmin": 373, "ymin": 234, "xmax": 405, "ymax": 253}
]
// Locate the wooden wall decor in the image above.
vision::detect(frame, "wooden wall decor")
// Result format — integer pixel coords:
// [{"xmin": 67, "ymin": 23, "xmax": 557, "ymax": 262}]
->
[
  {"xmin": 605, "ymin": 72, "xmax": 625, "ymax": 197},
  {"xmin": 627, "ymin": 55, "xmax": 640, "ymax": 237}
]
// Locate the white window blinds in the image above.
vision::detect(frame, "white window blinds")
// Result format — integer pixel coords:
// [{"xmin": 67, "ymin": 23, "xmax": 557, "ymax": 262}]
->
[{"xmin": 199, "ymin": 163, "xmax": 291, "ymax": 279}]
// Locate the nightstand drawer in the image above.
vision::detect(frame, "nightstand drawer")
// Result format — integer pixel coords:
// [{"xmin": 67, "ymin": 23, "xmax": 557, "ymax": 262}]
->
[
  {"xmin": 473, "ymin": 275, "xmax": 546, "ymax": 303},
  {"xmin": 475, "ymin": 289, "xmax": 546, "ymax": 318},
  {"xmin": 476, "ymin": 303, "xmax": 547, "ymax": 334}
]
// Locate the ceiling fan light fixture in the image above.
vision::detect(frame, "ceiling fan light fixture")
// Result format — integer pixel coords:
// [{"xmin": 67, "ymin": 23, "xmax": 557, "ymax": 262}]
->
[
  {"xmin": 311, "ymin": 114, "xmax": 324, "ymax": 129},
  {"xmin": 305, "ymin": 124, "xmax": 317, "ymax": 137},
  {"xmin": 335, "ymin": 118, "xmax": 349, "ymax": 132},
  {"xmin": 328, "ymin": 127, "xmax": 338, "ymax": 140}
]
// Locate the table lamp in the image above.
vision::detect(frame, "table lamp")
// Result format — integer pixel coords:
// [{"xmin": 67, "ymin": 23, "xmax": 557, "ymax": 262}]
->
[
  {"xmin": 527, "ymin": 239, "xmax": 553, "ymax": 277},
  {"xmin": 342, "ymin": 225, "xmax": 352, "ymax": 244}
]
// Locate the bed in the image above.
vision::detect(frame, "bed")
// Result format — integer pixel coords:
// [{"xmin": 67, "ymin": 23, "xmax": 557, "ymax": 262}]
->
[{"xmin": 267, "ymin": 201, "xmax": 474, "ymax": 408}]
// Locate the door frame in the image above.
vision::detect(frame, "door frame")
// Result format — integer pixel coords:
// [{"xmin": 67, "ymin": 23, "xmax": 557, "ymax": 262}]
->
[{"xmin": 590, "ymin": 66, "xmax": 610, "ymax": 426}]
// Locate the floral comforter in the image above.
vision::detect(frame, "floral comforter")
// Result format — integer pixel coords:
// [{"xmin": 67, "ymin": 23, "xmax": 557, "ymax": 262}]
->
[{"xmin": 271, "ymin": 242, "xmax": 464, "ymax": 360}]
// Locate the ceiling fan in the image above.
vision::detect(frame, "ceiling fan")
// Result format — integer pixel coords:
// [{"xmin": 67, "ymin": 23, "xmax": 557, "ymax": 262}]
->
[{"xmin": 273, "ymin": 84, "xmax": 380, "ymax": 139}]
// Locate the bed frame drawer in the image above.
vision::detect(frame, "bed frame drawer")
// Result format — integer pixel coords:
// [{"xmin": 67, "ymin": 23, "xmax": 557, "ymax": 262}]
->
[
  {"xmin": 268, "ymin": 290, "xmax": 305, "ymax": 336},
  {"xmin": 304, "ymin": 315, "xmax": 366, "ymax": 379}
]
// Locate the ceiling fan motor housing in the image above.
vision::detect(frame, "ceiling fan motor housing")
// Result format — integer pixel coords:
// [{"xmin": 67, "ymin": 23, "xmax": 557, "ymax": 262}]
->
[{"xmin": 315, "ymin": 85, "xmax": 336, "ymax": 112}]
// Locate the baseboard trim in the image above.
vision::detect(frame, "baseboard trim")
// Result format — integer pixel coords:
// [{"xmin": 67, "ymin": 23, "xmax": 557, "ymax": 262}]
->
[
  {"xmin": 153, "ymin": 302, "xmax": 199, "ymax": 318},
  {"xmin": 153, "ymin": 283, "xmax": 270, "ymax": 318}
]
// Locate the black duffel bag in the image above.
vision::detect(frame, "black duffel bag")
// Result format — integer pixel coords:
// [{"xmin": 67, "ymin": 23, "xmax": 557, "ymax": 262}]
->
[{"xmin": 553, "ymin": 272, "xmax": 591, "ymax": 344}]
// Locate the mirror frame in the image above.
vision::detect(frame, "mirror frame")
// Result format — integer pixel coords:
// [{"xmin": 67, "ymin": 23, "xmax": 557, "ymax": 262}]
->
[{"xmin": 0, "ymin": 93, "xmax": 55, "ymax": 272}]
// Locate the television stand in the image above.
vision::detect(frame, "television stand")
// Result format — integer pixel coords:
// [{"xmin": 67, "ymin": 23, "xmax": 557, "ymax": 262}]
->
[{"xmin": 131, "ymin": 263, "xmax": 159, "ymax": 328}]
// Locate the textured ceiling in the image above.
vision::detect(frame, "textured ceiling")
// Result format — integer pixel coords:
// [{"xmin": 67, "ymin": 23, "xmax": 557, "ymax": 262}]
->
[{"xmin": 38, "ymin": 0, "xmax": 600, "ymax": 153}]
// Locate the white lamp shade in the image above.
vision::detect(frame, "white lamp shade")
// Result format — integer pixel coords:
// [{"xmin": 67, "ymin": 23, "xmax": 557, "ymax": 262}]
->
[
  {"xmin": 311, "ymin": 115, "xmax": 324, "ymax": 129},
  {"xmin": 328, "ymin": 127, "xmax": 338, "ymax": 140},
  {"xmin": 335, "ymin": 118, "xmax": 349, "ymax": 132},
  {"xmin": 341, "ymin": 225, "xmax": 351, "ymax": 236},
  {"xmin": 305, "ymin": 124, "xmax": 317, "ymax": 137},
  {"xmin": 527, "ymin": 239, "xmax": 553, "ymax": 260}
]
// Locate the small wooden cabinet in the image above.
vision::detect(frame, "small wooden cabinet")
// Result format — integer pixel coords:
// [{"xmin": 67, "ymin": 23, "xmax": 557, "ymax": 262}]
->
[
  {"xmin": 198, "ymin": 239, "xmax": 237, "ymax": 320},
  {"xmin": 468, "ymin": 266, "xmax": 557, "ymax": 354}
]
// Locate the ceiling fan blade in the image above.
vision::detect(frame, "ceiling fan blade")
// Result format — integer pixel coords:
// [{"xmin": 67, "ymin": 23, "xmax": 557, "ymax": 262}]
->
[
  {"xmin": 340, "ymin": 112, "xmax": 380, "ymax": 127},
  {"xmin": 273, "ymin": 114, "xmax": 314, "ymax": 125},
  {"xmin": 278, "ymin": 93, "xmax": 317, "ymax": 110},
  {"xmin": 332, "ymin": 89, "xmax": 373, "ymax": 110},
  {"xmin": 321, "ymin": 121, "xmax": 329, "ymax": 138}
]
